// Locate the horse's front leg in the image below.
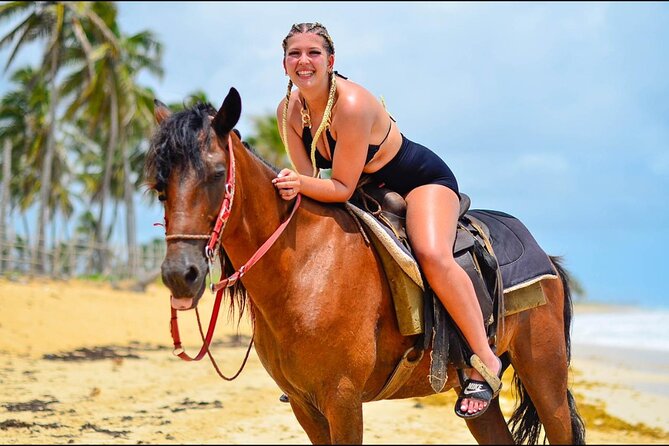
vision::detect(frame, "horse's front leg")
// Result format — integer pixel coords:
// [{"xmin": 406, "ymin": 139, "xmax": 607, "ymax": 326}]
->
[
  {"xmin": 288, "ymin": 382, "xmax": 364, "ymax": 444},
  {"xmin": 321, "ymin": 379, "xmax": 364, "ymax": 444},
  {"xmin": 289, "ymin": 397, "xmax": 332, "ymax": 444},
  {"xmin": 289, "ymin": 376, "xmax": 365, "ymax": 444}
]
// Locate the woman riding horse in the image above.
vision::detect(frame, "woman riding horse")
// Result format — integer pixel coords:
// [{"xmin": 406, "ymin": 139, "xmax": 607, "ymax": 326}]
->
[
  {"xmin": 272, "ymin": 22, "xmax": 500, "ymax": 418},
  {"xmin": 146, "ymin": 43, "xmax": 585, "ymax": 444}
]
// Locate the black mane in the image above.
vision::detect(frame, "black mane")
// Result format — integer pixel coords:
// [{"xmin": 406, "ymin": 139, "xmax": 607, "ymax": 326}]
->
[
  {"xmin": 144, "ymin": 101, "xmax": 281, "ymax": 191},
  {"xmin": 144, "ymin": 102, "xmax": 217, "ymax": 191}
]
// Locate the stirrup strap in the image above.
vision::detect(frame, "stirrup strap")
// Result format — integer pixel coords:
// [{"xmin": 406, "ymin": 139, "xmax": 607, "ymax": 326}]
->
[{"xmin": 470, "ymin": 354, "xmax": 502, "ymax": 395}]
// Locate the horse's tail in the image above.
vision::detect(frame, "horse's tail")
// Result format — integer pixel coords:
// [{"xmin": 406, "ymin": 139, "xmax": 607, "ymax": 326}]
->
[{"xmin": 508, "ymin": 255, "xmax": 586, "ymax": 444}]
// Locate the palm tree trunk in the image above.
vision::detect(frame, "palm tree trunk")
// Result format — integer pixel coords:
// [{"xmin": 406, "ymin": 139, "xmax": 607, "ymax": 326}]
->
[
  {"xmin": 5, "ymin": 213, "xmax": 15, "ymax": 273},
  {"xmin": 51, "ymin": 215, "xmax": 58, "ymax": 277},
  {"xmin": 122, "ymin": 143, "xmax": 137, "ymax": 277},
  {"xmin": 36, "ymin": 48, "xmax": 59, "ymax": 275},
  {"xmin": 0, "ymin": 139, "xmax": 11, "ymax": 273},
  {"xmin": 95, "ymin": 74, "xmax": 118, "ymax": 274},
  {"xmin": 22, "ymin": 213, "xmax": 31, "ymax": 275}
]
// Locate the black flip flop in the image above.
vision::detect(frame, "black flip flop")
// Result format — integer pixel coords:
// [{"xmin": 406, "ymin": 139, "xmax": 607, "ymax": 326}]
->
[
  {"xmin": 454, "ymin": 379, "xmax": 496, "ymax": 419},
  {"xmin": 454, "ymin": 356, "xmax": 503, "ymax": 419}
]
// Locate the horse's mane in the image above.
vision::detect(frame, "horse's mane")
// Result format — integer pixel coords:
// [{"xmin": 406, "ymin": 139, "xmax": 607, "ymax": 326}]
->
[
  {"xmin": 144, "ymin": 102, "xmax": 280, "ymax": 192},
  {"xmin": 144, "ymin": 102, "xmax": 217, "ymax": 192}
]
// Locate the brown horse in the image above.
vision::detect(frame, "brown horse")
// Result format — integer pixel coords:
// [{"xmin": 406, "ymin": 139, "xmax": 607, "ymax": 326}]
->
[{"xmin": 145, "ymin": 88, "xmax": 585, "ymax": 444}]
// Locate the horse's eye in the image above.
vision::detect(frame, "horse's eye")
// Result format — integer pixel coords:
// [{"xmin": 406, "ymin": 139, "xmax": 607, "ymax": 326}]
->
[
  {"xmin": 213, "ymin": 168, "xmax": 226, "ymax": 180},
  {"xmin": 158, "ymin": 194, "xmax": 167, "ymax": 202}
]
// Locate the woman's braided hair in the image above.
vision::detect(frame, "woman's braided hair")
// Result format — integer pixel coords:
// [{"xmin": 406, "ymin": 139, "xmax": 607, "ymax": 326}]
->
[{"xmin": 281, "ymin": 22, "xmax": 336, "ymax": 177}]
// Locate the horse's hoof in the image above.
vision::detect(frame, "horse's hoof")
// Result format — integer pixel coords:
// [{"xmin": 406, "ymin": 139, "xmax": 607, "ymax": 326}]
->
[{"xmin": 279, "ymin": 393, "xmax": 290, "ymax": 403}]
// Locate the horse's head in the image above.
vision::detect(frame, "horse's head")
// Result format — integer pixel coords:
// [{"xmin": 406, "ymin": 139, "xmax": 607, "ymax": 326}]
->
[{"xmin": 145, "ymin": 88, "xmax": 242, "ymax": 310}]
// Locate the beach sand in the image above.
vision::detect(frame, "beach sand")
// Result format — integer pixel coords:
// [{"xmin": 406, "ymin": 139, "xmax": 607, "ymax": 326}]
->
[{"xmin": 1, "ymin": 278, "xmax": 668, "ymax": 444}]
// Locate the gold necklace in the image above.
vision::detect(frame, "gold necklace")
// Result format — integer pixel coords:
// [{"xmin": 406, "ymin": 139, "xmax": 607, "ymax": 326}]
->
[
  {"xmin": 300, "ymin": 98, "xmax": 334, "ymax": 130},
  {"xmin": 300, "ymin": 99, "xmax": 312, "ymax": 128}
]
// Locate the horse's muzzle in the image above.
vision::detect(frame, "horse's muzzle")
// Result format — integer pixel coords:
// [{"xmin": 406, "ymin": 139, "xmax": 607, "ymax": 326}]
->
[
  {"xmin": 170, "ymin": 296, "xmax": 194, "ymax": 311},
  {"xmin": 161, "ymin": 253, "xmax": 208, "ymax": 305}
]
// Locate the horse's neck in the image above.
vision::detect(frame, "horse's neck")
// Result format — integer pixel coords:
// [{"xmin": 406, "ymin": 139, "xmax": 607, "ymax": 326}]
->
[{"xmin": 221, "ymin": 144, "xmax": 292, "ymax": 262}]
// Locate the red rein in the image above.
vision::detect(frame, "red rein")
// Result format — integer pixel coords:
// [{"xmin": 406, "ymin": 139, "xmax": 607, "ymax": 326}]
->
[{"xmin": 167, "ymin": 134, "xmax": 301, "ymax": 370}]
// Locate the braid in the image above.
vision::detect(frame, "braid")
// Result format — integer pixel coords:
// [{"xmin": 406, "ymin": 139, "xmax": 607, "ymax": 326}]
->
[
  {"xmin": 282, "ymin": 22, "xmax": 335, "ymax": 56},
  {"xmin": 281, "ymin": 79, "xmax": 297, "ymax": 170},
  {"xmin": 309, "ymin": 71, "xmax": 336, "ymax": 177},
  {"xmin": 281, "ymin": 22, "xmax": 337, "ymax": 177}
]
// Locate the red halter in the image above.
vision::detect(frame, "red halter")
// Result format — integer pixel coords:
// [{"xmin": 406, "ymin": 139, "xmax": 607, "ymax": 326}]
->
[{"xmin": 166, "ymin": 133, "xmax": 301, "ymax": 369}]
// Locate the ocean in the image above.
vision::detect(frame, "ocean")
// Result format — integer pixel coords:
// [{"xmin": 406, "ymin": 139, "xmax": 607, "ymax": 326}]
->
[{"xmin": 572, "ymin": 309, "xmax": 669, "ymax": 353}]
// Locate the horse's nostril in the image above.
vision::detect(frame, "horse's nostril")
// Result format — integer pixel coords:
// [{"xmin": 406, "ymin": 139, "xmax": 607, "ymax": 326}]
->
[
  {"xmin": 160, "ymin": 258, "xmax": 205, "ymax": 297},
  {"xmin": 184, "ymin": 265, "xmax": 200, "ymax": 284}
]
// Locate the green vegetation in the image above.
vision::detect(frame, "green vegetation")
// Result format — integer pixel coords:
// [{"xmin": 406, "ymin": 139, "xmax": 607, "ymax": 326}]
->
[
  {"xmin": 0, "ymin": 2, "xmax": 161, "ymax": 278},
  {"xmin": 0, "ymin": 2, "xmax": 287, "ymax": 280}
]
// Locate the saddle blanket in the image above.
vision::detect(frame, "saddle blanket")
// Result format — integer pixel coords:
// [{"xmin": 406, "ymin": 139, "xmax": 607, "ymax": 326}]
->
[
  {"xmin": 467, "ymin": 209, "xmax": 557, "ymax": 292},
  {"xmin": 345, "ymin": 202, "xmax": 558, "ymax": 334},
  {"xmin": 346, "ymin": 202, "xmax": 557, "ymax": 294}
]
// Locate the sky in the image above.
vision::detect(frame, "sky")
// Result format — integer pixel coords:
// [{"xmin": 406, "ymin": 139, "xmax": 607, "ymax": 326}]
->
[{"xmin": 1, "ymin": 2, "xmax": 668, "ymax": 309}]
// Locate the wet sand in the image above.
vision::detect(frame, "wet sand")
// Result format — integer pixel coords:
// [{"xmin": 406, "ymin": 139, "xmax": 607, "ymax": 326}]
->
[{"xmin": 1, "ymin": 278, "xmax": 668, "ymax": 444}]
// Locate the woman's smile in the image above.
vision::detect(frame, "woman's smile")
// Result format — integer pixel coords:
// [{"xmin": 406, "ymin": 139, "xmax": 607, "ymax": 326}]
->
[{"xmin": 297, "ymin": 70, "xmax": 315, "ymax": 79}]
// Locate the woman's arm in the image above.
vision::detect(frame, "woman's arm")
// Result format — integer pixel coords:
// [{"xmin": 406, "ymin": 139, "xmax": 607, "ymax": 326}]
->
[{"xmin": 273, "ymin": 91, "xmax": 374, "ymax": 203}]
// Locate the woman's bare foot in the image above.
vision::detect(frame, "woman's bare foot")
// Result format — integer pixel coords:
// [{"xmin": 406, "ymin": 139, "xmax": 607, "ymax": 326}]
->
[{"xmin": 458, "ymin": 353, "xmax": 502, "ymax": 416}]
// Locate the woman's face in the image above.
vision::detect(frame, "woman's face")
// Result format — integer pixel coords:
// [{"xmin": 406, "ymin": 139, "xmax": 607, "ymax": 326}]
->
[{"xmin": 283, "ymin": 32, "xmax": 334, "ymax": 92}]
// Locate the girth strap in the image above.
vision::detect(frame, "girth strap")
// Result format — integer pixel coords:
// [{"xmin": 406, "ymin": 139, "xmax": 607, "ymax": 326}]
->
[{"xmin": 369, "ymin": 347, "xmax": 424, "ymax": 401}]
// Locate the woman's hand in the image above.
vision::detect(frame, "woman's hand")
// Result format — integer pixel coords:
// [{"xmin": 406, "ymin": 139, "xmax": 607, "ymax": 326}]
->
[{"xmin": 272, "ymin": 168, "xmax": 301, "ymax": 200}]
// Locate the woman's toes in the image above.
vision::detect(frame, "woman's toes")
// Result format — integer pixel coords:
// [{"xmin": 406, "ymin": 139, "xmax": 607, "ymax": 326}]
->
[{"xmin": 461, "ymin": 397, "xmax": 489, "ymax": 415}]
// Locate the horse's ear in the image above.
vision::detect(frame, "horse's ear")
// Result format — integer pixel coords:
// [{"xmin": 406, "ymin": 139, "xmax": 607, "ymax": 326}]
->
[
  {"xmin": 154, "ymin": 99, "xmax": 172, "ymax": 124},
  {"xmin": 212, "ymin": 87, "xmax": 242, "ymax": 137}
]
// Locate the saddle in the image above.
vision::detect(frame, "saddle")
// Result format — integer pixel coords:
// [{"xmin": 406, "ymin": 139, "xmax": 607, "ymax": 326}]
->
[{"xmin": 347, "ymin": 178, "xmax": 557, "ymax": 395}]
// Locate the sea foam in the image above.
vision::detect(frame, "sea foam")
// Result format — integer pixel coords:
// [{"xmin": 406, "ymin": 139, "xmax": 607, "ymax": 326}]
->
[{"xmin": 572, "ymin": 309, "xmax": 669, "ymax": 353}]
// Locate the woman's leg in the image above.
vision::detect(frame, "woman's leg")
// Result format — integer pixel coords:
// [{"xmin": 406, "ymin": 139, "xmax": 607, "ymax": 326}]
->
[{"xmin": 405, "ymin": 184, "xmax": 501, "ymax": 416}]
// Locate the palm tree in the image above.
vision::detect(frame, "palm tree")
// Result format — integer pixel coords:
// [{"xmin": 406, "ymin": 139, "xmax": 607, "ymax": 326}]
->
[
  {"xmin": 167, "ymin": 89, "xmax": 211, "ymax": 112},
  {"xmin": 0, "ymin": 1, "xmax": 65, "ymax": 272},
  {"xmin": 121, "ymin": 84, "xmax": 161, "ymax": 274},
  {"xmin": 0, "ymin": 1, "xmax": 119, "ymax": 273},
  {"xmin": 115, "ymin": 31, "xmax": 162, "ymax": 275},
  {"xmin": 62, "ymin": 12, "xmax": 162, "ymax": 275},
  {"xmin": 245, "ymin": 114, "xmax": 291, "ymax": 168},
  {"xmin": 0, "ymin": 66, "xmax": 50, "ymax": 273}
]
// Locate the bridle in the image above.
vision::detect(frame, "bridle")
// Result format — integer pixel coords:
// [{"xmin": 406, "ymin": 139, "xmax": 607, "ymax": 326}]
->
[{"xmin": 164, "ymin": 133, "xmax": 302, "ymax": 380}]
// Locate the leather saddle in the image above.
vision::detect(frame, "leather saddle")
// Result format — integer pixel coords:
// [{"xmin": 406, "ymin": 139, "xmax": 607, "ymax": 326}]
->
[{"xmin": 349, "ymin": 179, "xmax": 504, "ymax": 392}]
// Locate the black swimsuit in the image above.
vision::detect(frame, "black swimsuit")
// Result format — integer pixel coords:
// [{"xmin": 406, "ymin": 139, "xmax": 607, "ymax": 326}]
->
[
  {"xmin": 299, "ymin": 70, "xmax": 457, "ymax": 197},
  {"xmin": 302, "ymin": 123, "xmax": 459, "ymax": 198},
  {"xmin": 301, "ymin": 120, "xmax": 392, "ymax": 167},
  {"xmin": 375, "ymin": 134, "xmax": 459, "ymax": 198}
]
